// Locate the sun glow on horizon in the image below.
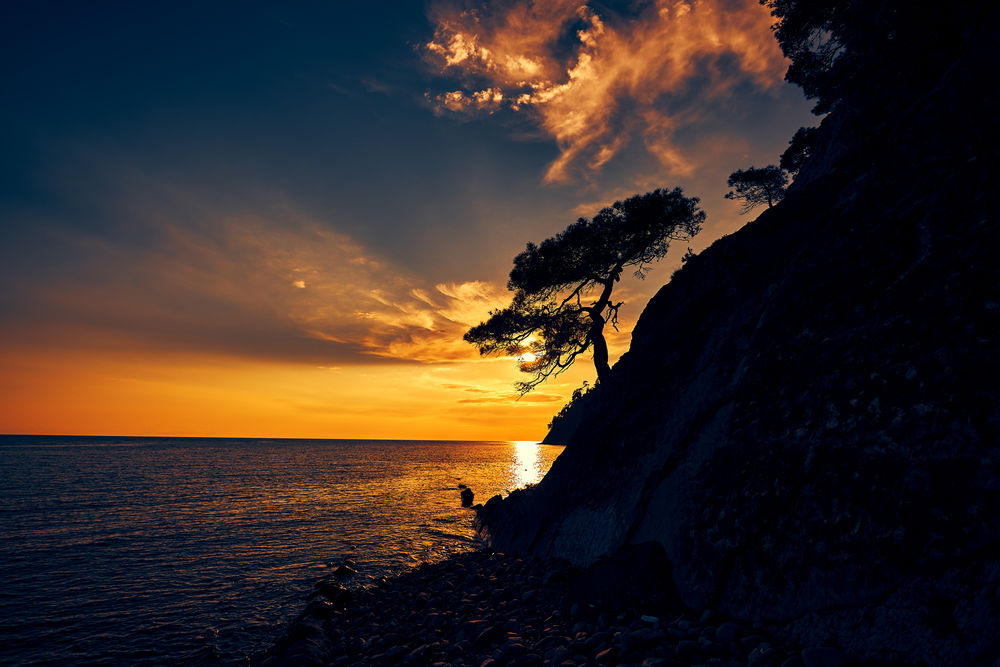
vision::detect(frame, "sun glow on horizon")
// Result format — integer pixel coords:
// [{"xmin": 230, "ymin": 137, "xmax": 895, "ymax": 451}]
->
[{"xmin": 0, "ymin": 346, "xmax": 593, "ymax": 440}]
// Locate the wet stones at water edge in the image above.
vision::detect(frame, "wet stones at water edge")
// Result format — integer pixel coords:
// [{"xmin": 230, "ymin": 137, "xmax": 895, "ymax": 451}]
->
[
  {"xmin": 254, "ymin": 549, "xmax": 844, "ymax": 667},
  {"xmin": 333, "ymin": 560, "xmax": 358, "ymax": 580}
]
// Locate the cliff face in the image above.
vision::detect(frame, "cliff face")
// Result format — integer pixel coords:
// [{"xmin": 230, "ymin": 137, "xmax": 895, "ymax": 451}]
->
[{"xmin": 477, "ymin": 12, "xmax": 999, "ymax": 665}]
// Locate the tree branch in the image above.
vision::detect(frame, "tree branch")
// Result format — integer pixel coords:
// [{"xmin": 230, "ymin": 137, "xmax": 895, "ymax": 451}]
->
[{"xmin": 607, "ymin": 301, "xmax": 624, "ymax": 332}]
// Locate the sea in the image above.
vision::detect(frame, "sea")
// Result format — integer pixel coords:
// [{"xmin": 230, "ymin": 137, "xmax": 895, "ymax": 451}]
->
[{"xmin": 0, "ymin": 436, "xmax": 564, "ymax": 666}]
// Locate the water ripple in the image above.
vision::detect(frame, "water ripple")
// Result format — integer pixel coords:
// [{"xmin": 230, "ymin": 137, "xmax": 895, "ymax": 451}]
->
[{"xmin": 0, "ymin": 436, "xmax": 562, "ymax": 665}]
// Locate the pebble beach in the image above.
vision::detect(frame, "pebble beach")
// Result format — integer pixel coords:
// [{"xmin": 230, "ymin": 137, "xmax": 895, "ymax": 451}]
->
[{"xmin": 254, "ymin": 548, "xmax": 843, "ymax": 667}]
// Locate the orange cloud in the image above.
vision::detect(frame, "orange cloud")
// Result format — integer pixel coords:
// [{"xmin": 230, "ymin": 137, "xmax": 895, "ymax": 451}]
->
[
  {"xmin": 424, "ymin": 0, "xmax": 786, "ymax": 182},
  {"xmin": 189, "ymin": 218, "xmax": 514, "ymax": 364},
  {"xmin": 5, "ymin": 200, "xmax": 512, "ymax": 368},
  {"xmin": 325, "ymin": 279, "xmax": 510, "ymax": 363}
]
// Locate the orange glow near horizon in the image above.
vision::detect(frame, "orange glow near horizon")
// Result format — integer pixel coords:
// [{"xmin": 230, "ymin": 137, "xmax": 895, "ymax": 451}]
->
[
  {"xmin": 0, "ymin": 198, "xmax": 645, "ymax": 442},
  {"xmin": 0, "ymin": 344, "xmax": 597, "ymax": 440}
]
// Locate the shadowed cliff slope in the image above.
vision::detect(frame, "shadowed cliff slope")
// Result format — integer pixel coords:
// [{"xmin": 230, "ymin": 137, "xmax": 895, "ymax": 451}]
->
[{"xmin": 477, "ymin": 7, "xmax": 999, "ymax": 664}]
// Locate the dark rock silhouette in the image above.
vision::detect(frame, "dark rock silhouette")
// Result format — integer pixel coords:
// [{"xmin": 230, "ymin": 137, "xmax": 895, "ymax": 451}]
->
[
  {"xmin": 460, "ymin": 486, "xmax": 474, "ymax": 507},
  {"xmin": 542, "ymin": 382, "xmax": 598, "ymax": 445},
  {"xmin": 479, "ymin": 5, "xmax": 1000, "ymax": 664},
  {"xmin": 333, "ymin": 563, "xmax": 357, "ymax": 580},
  {"xmin": 540, "ymin": 410, "xmax": 579, "ymax": 445}
]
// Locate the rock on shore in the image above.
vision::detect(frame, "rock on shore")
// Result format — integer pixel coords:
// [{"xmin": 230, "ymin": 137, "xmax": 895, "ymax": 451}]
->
[{"xmin": 254, "ymin": 548, "xmax": 843, "ymax": 667}]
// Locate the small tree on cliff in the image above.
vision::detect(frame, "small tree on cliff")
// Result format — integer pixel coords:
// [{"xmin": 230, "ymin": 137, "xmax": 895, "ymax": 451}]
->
[
  {"xmin": 725, "ymin": 165, "xmax": 789, "ymax": 214},
  {"xmin": 780, "ymin": 126, "xmax": 818, "ymax": 175},
  {"xmin": 465, "ymin": 188, "xmax": 704, "ymax": 394}
]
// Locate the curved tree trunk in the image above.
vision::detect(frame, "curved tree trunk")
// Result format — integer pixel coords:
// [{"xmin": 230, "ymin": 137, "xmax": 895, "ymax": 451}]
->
[
  {"xmin": 587, "ymin": 271, "xmax": 619, "ymax": 385},
  {"xmin": 590, "ymin": 323, "xmax": 611, "ymax": 384},
  {"xmin": 588, "ymin": 308, "xmax": 611, "ymax": 384}
]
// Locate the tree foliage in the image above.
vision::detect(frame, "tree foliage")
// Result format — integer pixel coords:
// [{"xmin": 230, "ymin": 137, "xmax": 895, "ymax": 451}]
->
[
  {"xmin": 465, "ymin": 188, "xmax": 704, "ymax": 394},
  {"xmin": 780, "ymin": 126, "xmax": 818, "ymax": 174},
  {"xmin": 761, "ymin": 1, "xmax": 980, "ymax": 114},
  {"xmin": 725, "ymin": 165, "xmax": 788, "ymax": 214},
  {"xmin": 762, "ymin": 0, "xmax": 852, "ymax": 113}
]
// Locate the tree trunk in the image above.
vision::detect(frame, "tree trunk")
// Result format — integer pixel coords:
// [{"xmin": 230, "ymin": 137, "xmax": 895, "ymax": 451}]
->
[
  {"xmin": 590, "ymin": 324, "xmax": 611, "ymax": 384},
  {"xmin": 587, "ymin": 272, "xmax": 619, "ymax": 384}
]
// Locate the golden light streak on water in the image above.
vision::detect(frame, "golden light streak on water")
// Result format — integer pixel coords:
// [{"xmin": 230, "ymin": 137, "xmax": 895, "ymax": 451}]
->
[{"xmin": 510, "ymin": 441, "xmax": 545, "ymax": 488}]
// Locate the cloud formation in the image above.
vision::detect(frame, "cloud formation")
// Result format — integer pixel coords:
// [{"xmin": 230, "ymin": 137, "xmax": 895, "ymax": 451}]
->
[
  {"xmin": 4, "ymin": 195, "xmax": 510, "ymax": 367},
  {"xmin": 424, "ymin": 0, "xmax": 786, "ymax": 182}
]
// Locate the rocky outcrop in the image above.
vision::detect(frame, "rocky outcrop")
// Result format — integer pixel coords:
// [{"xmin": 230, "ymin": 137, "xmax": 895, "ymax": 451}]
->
[
  {"xmin": 478, "ymin": 10, "xmax": 1000, "ymax": 665},
  {"xmin": 540, "ymin": 407, "xmax": 581, "ymax": 445},
  {"xmin": 541, "ymin": 386, "xmax": 598, "ymax": 445}
]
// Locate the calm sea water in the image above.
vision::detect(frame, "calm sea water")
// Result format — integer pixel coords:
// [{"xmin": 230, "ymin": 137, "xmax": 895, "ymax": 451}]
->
[{"xmin": 0, "ymin": 436, "xmax": 563, "ymax": 666}]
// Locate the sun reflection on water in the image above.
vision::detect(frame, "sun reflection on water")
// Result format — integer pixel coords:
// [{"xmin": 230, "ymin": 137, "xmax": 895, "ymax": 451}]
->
[{"xmin": 510, "ymin": 441, "xmax": 545, "ymax": 488}]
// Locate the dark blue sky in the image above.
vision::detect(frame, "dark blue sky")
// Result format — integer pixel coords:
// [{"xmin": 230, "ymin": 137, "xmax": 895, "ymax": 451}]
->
[{"xmin": 3, "ymin": 2, "xmax": 571, "ymax": 278}]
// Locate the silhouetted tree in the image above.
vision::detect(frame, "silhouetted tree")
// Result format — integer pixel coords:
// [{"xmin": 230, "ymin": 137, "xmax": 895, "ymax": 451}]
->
[
  {"xmin": 762, "ymin": 0, "xmax": 852, "ymax": 113},
  {"xmin": 780, "ymin": 126, "xmax": 818, "ymax": 174},
  {"xmin": 465, "ymin": 188, "xmax": 704, "ymax": 393},
  {"xmin": 725, "ymin": 166, "xmax": 788, "ymax": 214},
  {"xmin": 760, "ymin": 1, "xmax": 981, "ymax": 114}
]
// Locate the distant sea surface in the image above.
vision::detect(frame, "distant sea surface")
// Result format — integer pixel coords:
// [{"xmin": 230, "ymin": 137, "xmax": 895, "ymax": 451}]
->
[{"xmin": 0, "ymin": 436, "xmax": 563, "ymax": 665}]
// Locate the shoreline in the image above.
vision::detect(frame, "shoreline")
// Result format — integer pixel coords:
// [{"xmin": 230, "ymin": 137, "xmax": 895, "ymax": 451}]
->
[{"xmin": 253, "ymin": 546, "xmax": 833, "ymax": 667}]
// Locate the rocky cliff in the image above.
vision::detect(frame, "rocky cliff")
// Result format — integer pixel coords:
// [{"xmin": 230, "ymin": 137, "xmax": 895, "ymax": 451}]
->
[{"xmin": 477, "ymin": 7, "xmax": 999, "ymax": 665}]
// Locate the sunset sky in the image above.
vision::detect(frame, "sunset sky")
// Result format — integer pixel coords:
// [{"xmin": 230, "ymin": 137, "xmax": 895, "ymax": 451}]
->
[{"xmin": 1, "ymin": 1, "xmax": 813, "ymax": 440}]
